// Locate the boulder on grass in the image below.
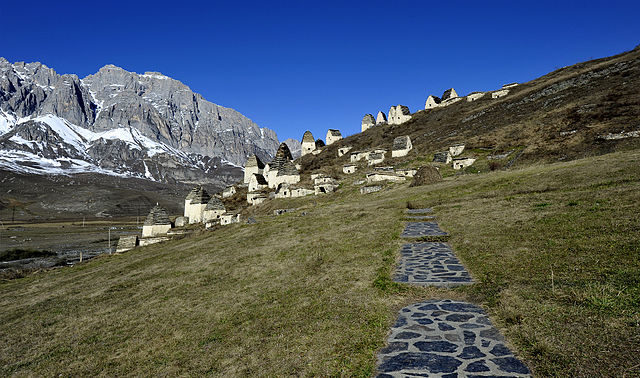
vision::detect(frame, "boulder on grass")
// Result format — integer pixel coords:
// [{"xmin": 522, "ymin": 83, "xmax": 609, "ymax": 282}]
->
[{"xmin": 410, "ymin": 165, "xmax": 442, "ymax": 187}]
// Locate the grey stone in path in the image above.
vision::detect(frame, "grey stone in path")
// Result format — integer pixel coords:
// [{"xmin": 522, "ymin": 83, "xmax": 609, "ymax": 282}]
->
[
  {"xmin": 377, "ymin": 300, "xmax": 531, "ymax": 377},
  {"xmin": 405, "ymin": 215, "xmax": 436, "ymax": 220},
  {"xmin": 401, "ymin": 222, "xmax": 448, "ymax": 238},
  {"xmin": 406, "ymin": 208, "xmax": 433, "ymax": 214},
  {"xmin": 394, "ymin": 243, "xmax": 473, "ymax": 287}
]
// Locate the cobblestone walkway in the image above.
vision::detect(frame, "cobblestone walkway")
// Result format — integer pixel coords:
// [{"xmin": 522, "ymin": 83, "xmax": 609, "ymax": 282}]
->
[
  {"xmin": 375, "ymin": 209, "xmax": 530, "ymax": 376},
  {"xmin": 394, "ymin": 243, "xmax": 473, "ymax": 287},
  {"xmin": 377, "ymin": 300, "xmax": 531, "ymax": 377},
  {"xmin": 401, "ymin": 222, "xmax": 448, "ymax": 238}
]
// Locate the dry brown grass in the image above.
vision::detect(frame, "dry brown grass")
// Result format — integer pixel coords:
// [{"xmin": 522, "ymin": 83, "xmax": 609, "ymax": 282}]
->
[{"xmin": 1, "ymin": 148, "xmax": 639, "ymax": 376}]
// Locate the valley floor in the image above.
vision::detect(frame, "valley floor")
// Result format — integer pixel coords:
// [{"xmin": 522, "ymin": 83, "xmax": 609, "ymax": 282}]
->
[{"xmin": 1, "ymin": 149, "xmax": 639, "ymax": 376}]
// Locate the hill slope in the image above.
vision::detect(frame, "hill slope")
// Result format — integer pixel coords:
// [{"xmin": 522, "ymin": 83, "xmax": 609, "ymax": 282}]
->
[
  {"xmin": 299, "ymin": 46, "xmax": 640, "ymax": 173},
  {"xmin": 1, "ymin": 148, "xmax": 638, "ymax": 376}
]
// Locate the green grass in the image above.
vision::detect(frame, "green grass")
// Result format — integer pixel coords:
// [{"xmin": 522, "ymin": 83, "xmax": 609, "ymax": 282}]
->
[{"xmin": 1, "ymin": 149, "xmax": 639, "ymax": 376}]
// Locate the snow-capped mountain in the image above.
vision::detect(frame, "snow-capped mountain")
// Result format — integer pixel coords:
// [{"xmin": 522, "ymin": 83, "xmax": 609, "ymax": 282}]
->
[{"xmin": 0, "ymin": 58, "xmax": 281, "ymax": 184}]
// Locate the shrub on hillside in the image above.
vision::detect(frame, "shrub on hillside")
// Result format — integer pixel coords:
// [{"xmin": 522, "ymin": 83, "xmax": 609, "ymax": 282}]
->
[{"xmin": 410, "ymin": 165, "xmax": 442, "ymax": 187}]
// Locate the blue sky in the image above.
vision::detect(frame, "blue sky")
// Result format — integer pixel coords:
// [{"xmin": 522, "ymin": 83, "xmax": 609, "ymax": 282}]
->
[{"xmin": 2, "ymin": 1, "xmax": 639, "ymax": 141}]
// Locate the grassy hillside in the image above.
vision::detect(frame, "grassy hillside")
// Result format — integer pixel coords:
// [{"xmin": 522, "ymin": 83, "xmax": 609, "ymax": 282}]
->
[{"xmin": 1, "ymin": 148, "xmax": 639, "ymax": 376}]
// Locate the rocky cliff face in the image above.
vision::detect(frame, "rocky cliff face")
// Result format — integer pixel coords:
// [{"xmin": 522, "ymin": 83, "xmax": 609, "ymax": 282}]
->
[{"xmin": 0, "ymin": 58, "xmax": 280, "ymax": 178}]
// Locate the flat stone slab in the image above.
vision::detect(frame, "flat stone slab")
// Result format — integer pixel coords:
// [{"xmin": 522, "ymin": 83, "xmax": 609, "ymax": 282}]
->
[
  {"xmin": 406, "ymin": 208, "xmax": 433, "ymax": 214},
  {"xmin": 394, "ymin": 243, "xmax": 473, "ymax": 287},
  {"xmin": 401, "ymin": 222, "xmax": 448, "ymax": 238},
  {"xmin": 404, "ymin": 215, "xmax": 436, "ymax": 220},
  {"xmin": 377, "ymin": 300, "xmax": 531, "ymax": 377}
]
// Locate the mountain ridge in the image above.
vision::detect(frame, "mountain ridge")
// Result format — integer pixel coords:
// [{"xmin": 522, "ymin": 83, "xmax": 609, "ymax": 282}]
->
[{"xmin": 0, "ymin": 58, "xmax": 280, "ymax": 180}]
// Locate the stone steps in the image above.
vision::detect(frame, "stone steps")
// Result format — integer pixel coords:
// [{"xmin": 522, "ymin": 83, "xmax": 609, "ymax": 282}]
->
[{"xmin": 374, "ymin": 209, "xmax": 531, "ymax": 376}]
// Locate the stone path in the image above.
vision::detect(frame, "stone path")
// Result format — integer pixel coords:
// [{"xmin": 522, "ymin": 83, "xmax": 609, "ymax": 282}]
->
[
  {"xmin": 406, "ymin": 208, "xmax": 433, "ymax": 214},
  {"xmin": 377, "ymin": 300, "xmax": 531, "ymax": 377},
  {"xmin": 401, "ymin": 222, "xmax": 448, "ymax": 238},
  {"xmin": 394, "ymin": 243, "xmax": 473, "ymax": 287},
  {"xmin": 405, "ymin": 215, "xmax": 436, "ymax": 220},
  {"xmin": 374, "ymin": 209, "xmax": 530, "ymax": 376}
]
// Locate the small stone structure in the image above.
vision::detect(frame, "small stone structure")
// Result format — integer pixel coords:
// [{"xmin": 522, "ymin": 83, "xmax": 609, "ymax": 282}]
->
[
  {"xmin": 142, "ymin": 205, "xmax": 172, "ymax": 238},
  {"xmin": 116, "ymin": 235, "xmax": 138, "ymax": 253},
  {"xmin": 174, "ymin": 216, "xmax": 188, "ymax": 227},
  {"xmin": 272, "ymin": 160, "xmax": 300, "ymax": 188},
  {"xmin": 503, "ymin": 82, "xmax": 518, "ymax": 89},
  {"xmin": 362, "ymin": 114, "xmax": 375, "ymax": 132},
  {"xmin": 291, "ymin": 187, "xmax": 315, "ymax": 197},
  {"xmin": 466, "ymin": 92, "xmax": 485, "ymax": 102},
  {"xmin": 433, "ymin": 151, "xmax": 452, "ymax": 164},
  {"xmin": 337, "ymin": 146, "xmax": 352, "ymax": 157},
  {"xmin": 222, "ymin": 186, "xmax": 236, "ymax": 198},
  {"xmin": 376, "ymin": 111, "xmax": 387, "ymax": 124},
  {"xmin": 264, "ymin": 143, "xmax": 298, "ymax": 188},
  {"xmin": 425, "ymin": 95, "xmax": 441, "ymax": 109},
  {"xmin": 361, "ymin": 185, "xmax": 382, "ymax": 194},
  {"xmin": 185, "ymin": 186, "xmax": 210, "ymax": 224},
  {"xmin": 367, "ymin": 172, "xmax": 406, "ymax": 183},
  {"xmin": 453, "ymin": 157, "xmax": 477, "ymax": 170},
  {"xmin": 441, "ymin": 97, "xmax": 463, "ymax": 107},
  {"xmin": 326, "ymin": 129, "xmax": 342, "ymax": 145},
  {"xmin": 449, "ymin": 144, "xmax": 465, "ymax": 157},
  {"xmin": 374, "ymin": 166, "xmax": 394, "ymax": 172},
  {"xmin": 492, "ymin": 89, "xmax": 509, "ymax": 98},
  {"xmin": 343, "ymin": 164, "xmax": 357, "ymax": 174},
  {"xmin": 442, "ymin": 88, "xmax": 459, "ymax": 101},
  {"xmin": 203, "ymin": 197, "xmax": 226, "ymax": 223},
  {"xmin": 247, "ymin": 192, "xmax": 267, "ymax": 205},
  {"xmin": 275, "ymin": 183, "xmax": 293, "ymax": 198},
  {"xmin": 314, "ymin": 176, "xmax": 339, "ymax": 195},
  {"xmin": 367, "ymin": 151, "xmax": 386, "ymax": 166},
  {"xmin": 392, "ymin": 135, "xmax": 413, "ymax": 158},
  {"xmin": 221, "ymin": 213, "xmax": 240, "ymax": 225},
  {"xmin": 388, "ymin": 105, "xmax": 411, "ymax": 125},
  {"xmin": 350, "ymin": 151, "xmax": 370, "ymax": 162},
  {"xmin": 301, "ymin": 130, "xmax": 315, "ymax": 156},
  {"xmin": 243, "ymin": 155, "xmax": 264, "ymax": 184},
  {"xmin": 139, "ymin": 236, "xmax": 170, "ymax": 247},
  {"xmin": 248, "ymin": 173, "xmax": 268, "ymax": 192},
  {"xmin": 397, "ymin": 169, "xmax": 417, "ymax": 177}
]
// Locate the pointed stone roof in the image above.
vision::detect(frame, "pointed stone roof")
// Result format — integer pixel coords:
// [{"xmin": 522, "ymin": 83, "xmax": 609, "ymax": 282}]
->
[
  {"xmin": 187, "ymin": 186, "xmax": 211, "ymax": 204},
  {"xmin": 395, "ymin": 105, "xmax": 410, "ymax": 115},
  {"xmin": 205, "ymin": 197, "xmax": 226, "ymax": 211},
  {"xmin": 442, "ymin": 88, "xmax": 458, "ymax": 100},
  {"xmin": 393, "ymin": 135, "xmax": 412, "ymax": 150},
  {"xmin": 144, "ymin": 205, "xmax": 171, "ymax": 226},
  {"xmin": 245, "ymin": 154, "xmax": 265, "ymax": 169},
  {"xmin": 315, "ymin": 139, "xmax": 325, "ymax": 148},
  {"xmin": 252, "ymin": 173, "xmax": 268, "ymax": 185},
  {"xmin": 327, "ymin": 129, "xmax": 342, "ymax": 137},
  {"xmin": 268, "ymin": 143, "xmax": 294, "ymax": 171},
  {"xmin": 277, "ymin": 160, "xmax": 299, "ymax": 176},
  {"xmin": 362, "ymin": 114, "xmax": 375, "ymax": 125},
  {"xmin": 302, "ymin": 130, "xmax": 315, "ymax": 143}
]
